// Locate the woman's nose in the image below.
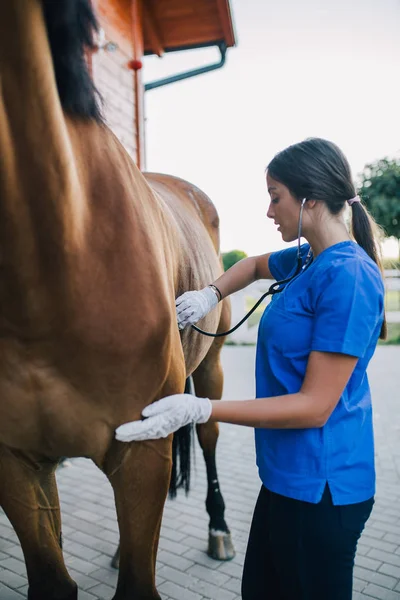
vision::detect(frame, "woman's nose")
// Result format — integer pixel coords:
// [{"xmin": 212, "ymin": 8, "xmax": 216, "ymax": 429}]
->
[{"xmin": 266, "ymin": 204, "xmax": 274, "ymax": 219}]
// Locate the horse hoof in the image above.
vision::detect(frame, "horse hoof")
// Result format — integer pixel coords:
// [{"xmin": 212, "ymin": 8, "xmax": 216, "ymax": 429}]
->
[
  {"xmin": 207, "ymin": 530, "xmax": 235, "ymax": 561},
  {"xmin": 111, "ymin": 546, "xmax": 120, "ymax": 569}
]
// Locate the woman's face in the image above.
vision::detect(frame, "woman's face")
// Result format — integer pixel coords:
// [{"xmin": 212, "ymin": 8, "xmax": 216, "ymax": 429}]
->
[{"xmin": 266, "ymin": 173, "xmax": 302, "ymax": 243}]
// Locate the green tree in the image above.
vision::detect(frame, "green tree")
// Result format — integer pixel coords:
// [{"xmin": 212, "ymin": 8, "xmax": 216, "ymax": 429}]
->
[
  {"xmin": 222, "ymin": 249, "xmax": 248, "ymax": 271},
  {"xmin": 359, "ymin": 158, "xmax": 400, "ymax": 259}
]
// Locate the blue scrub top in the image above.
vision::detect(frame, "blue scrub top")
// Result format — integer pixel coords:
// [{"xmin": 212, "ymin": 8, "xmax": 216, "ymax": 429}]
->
[{"xmin": 255, "ymin": 241, "xmax": 385, "ymax": 505}]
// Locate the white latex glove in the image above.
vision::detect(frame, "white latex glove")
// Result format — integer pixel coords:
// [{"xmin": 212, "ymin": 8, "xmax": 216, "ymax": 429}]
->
[
  {"xmin": 115, "ymin": 393, "xmax": 212, "ymax": 442},
  {"xmin": 176, "ymin": 287, "xmax": 218, "ymax": 330}
]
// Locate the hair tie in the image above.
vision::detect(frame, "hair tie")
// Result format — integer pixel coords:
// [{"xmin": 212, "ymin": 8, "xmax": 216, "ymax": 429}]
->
[{"xmin": 347, "ymin": 195, "xmax": 361, "ymax": 206}]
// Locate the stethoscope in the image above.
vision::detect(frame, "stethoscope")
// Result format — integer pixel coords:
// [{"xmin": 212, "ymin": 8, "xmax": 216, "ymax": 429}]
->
[{"xmin": 192, "ymin": 198, "xmax": 313, "ymax": 338}]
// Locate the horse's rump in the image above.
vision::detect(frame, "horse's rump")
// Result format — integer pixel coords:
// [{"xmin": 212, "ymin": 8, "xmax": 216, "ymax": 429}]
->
[{"xmin": 144, "ymin": 172, "xmax": 225, "ymax": 376}]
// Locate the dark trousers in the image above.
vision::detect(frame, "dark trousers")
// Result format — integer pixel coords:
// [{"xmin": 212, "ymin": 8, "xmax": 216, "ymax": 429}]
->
[{"xmin": 242, "ymin": 485, "xmax": 373, "ymax": 600}]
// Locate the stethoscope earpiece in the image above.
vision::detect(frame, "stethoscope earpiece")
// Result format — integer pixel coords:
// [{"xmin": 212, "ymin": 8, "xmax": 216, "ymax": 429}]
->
[{"xmin": 297, "ymin": 198, "xmax": 308, "ymax": 261}]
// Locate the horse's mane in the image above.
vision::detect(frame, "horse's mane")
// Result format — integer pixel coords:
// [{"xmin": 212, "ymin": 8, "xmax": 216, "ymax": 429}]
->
[{"xmin": 42, "ymin": 0, "xmax": 103, "ymax": 122}]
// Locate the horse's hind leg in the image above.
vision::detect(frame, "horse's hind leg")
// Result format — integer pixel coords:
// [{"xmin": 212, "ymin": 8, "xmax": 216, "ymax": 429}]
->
[
  {"xmin": 104, "ymin": 437, "xmax": 173, "ymax": 600},
  {"xmin": 192, "ymin": 316, "xmax": 235, "ymax": 560},
  {"xmin": 0, "ymin": 445, "xmax": 77, "ymax": 600}
]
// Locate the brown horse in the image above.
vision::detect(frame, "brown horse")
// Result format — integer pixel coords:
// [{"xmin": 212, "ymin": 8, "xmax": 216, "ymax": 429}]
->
[{"xmin": 0, "ymin": 2, "xmax": 233, "ymax": 599}]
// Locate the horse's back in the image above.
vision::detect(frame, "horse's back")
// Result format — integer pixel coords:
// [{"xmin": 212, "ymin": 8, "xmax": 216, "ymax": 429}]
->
[
  {"xmin": 144, "ymin": 173, "xmax": 228, "ymax": 376},
  {"xmin": 144, "ymin": 172, "xmax": 222, "ymax": 290},
  {"xmin": 144, "ymin": 173, "xmax": 220, "ymax": 249}
]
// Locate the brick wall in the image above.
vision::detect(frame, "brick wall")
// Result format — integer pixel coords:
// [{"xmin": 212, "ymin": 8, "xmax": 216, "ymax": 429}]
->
[
  {"xmin": 92, "ymin": 2, "xmax": 138, "ymax": 164},
  {"xmin": 92, "ymin": 47, "xmax": 137, "ymax": 162}
]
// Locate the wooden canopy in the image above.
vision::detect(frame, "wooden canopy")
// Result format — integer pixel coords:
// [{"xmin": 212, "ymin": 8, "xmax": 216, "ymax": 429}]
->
[
  {"xmin": 97, "ymin": 0, "xmax": 236, "ymax": 57},
  {"xmin": 142, "ymin": 0, "xmax": 236, "ymax": 56}
]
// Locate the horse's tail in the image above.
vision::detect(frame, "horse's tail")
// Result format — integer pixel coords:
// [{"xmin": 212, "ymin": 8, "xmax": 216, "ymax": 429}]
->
[{"xmin": 169, "ymin": 378, "xmax": 195, "ymax": 499}]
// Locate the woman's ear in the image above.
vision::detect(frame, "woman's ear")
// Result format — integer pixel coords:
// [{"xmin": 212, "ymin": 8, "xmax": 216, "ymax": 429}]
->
[{"xmin": 305, "ymin": 199, "xmax": 317, "ymax": 209}]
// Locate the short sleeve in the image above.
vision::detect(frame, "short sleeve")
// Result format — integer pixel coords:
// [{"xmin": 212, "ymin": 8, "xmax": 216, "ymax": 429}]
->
[
  {"xmin": 268, "ymin": 244, "xmax": 310, "ymax": 281},
  {"xmin": 311, "ymin": 259, "xmax": 384, "ymax": 358}
]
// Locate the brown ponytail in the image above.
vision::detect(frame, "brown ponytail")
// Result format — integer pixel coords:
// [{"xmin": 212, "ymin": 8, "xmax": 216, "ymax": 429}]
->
[{"xmin": 350, "ymin": 202, "xmax": 387, "ymax": 339}]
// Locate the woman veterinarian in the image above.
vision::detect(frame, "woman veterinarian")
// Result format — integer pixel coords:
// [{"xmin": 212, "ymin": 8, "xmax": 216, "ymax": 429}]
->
[{"xmin": 117, "ymin": 137, "xmax": 386, "ymax": 600}]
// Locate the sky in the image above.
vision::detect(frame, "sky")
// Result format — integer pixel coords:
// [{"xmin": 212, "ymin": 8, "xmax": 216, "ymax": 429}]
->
[{"xmin": 142, "ymin": 0, "xmax": 400, "ymax": 258}]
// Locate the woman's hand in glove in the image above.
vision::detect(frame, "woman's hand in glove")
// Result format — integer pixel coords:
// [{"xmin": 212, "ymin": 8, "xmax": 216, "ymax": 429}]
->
[
  {"xmin": 176, "ymin": 287, "xmax": 219, "ymax": 330},
  {"xmin": 115, "ymin": 393, "xmax": 212, "ymax": 442}
]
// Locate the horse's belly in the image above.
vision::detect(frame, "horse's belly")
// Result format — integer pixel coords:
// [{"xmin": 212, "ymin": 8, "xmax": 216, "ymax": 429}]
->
[
  {"xmin": 0, "ymin": 345, "xmax": 112, "ymax": 458},
  {"xmin": 0, "ymin": 334, "xmax": 178, "ymax": 460},
  {"xmin": 0, "ymin": 377, "xmax": 112, "ymax": 459}
]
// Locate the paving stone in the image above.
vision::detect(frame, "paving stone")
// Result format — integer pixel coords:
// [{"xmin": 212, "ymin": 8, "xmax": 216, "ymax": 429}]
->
[
  {"xmin": 370, "ymin": 549, "xmax": 400, "ymax": 569},
  {"xmin": 68, "ymin": 531, "xmax": 116, "ymax": 557},
  {"xmin": 64, "ymin": 555, "xmax": 103, "ymax": 576},
  {"xmin": 157, "ymin": 549, "xmax": 196, "ymax": 572},
  {"xmin": 181, "ymin": 548, "xmax": 222, "ymax": 570},
  {"xmin": 0, "ymin": 584, "xmax": 25, "ymax": 599},
  {"xmin": 357, "ymin": 555, "xmax": 384, "ymax": 571},
  {"xmin": 186, "ymin": 563, "xmax": 231, "ymax": 587},
  {"xmin": 362, "ymin": 583, "xmax": 400, "ymax": 599},
  {"xmin": 157, "ymin": 565, "xmax": 198, "ymax": 588},
  {"xmin": 363, "ymin": 537, "xmax": 398, "ymax": 554},
  {"xmin": 83, "ymin": 582, "xmax": 115, "ymax": 599},
  {"xmin": 0, "ymin": 552, "xmax": 12, "ymax": 562},
  {"xmin": 187, "ymin": 577, "xmax": 237, "ymax": 600},
  {"xmin": 0, "ymin": 569, "xmax": 27, "ymax": 589},
  {"xmin": 367, "ymin": 572, "xmax": 399, "ymax": 591},
  {"xmin": 160, "ymin": 526, "xmax": 188, "ymax": 544},
  {"xmin": 379, "ymin": 563, "xmax": 400, "ymax": 579},
  {"xmin": 68, "ymin": 569, "xmax": 102, "ymax": 591},
  {"xmin": 384, "ymin": 533, "xmax": 400, "ymax": 546},
  {"xmin": 158, "ymin": 581, "xmax": 203, "ymax": 600},
  {"xmin": 77, "ymin": 591, "xmax": 98, "ymax": 600},
  {"xmin": 85, "ymin": 567, "xmax": 118, "ymax": 588},
  {"xmin": 223, "ymin": 576, "xmax": 241, "ymax": 595},
  {"xmin": 354, "ymin": 577, "xmax": 367, "ymax": 592},
  {"xmin": 158, "ymin": 536, "xmax": 191, "ymax": 556},
  {"xmin": 216, "ymin": 560, "xmax": 243, "ymax": 579},
  {"xmin": 63, "ymin": 541, "xmax": 102, "ymax": 561},
  {"xmin": 0, "ymin": 558, "xmax": 27, "ymax": 577}
]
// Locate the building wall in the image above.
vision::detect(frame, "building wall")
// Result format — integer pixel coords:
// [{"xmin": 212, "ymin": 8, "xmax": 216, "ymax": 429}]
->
[{"xmin": 91, "ymin": 1, "xmax": 139, "ymax": 163}]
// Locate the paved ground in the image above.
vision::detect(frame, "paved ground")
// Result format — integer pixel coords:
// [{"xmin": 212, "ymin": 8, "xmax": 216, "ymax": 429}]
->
[{"xmin": 1, "ymin": 345, "xmax": 400, "ymax": 600}]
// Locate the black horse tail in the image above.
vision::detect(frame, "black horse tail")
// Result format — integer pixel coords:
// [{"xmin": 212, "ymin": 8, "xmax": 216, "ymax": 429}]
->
[{"xmin": 169, "ymin": 378, "xmax": 195, "ymax": 499}]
